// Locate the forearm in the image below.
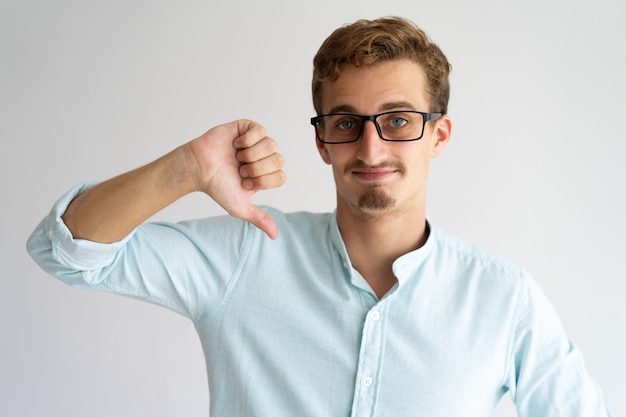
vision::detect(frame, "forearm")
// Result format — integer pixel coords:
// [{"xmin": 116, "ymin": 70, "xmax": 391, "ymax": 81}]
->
[
  {"xmin": 62, "ymin": 144, "xmax": 197, "ymax": 243},
  {"xmin": 59, "ymin": 119, "xmax": 284, "ymax": 242}
]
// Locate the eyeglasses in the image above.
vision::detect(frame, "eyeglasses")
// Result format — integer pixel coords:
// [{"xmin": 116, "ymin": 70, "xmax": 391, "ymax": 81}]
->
[{"xmin": 310, "ymin": 110, "xmax": 442, "ymax": 144}]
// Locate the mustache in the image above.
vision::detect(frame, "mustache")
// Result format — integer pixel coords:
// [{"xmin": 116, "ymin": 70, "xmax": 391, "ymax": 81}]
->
[{"xmin": 344, "ymin": 161, "xmax": 406, "ymax": 175}]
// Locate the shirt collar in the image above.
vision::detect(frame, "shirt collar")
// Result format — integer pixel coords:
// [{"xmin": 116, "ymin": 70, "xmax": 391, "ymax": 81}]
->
[
  {"xmin": 392, "ymin": 221, "xmax": 435, "ymax": 285},
  {"xmin": 330, "ymin": 212, "xmax": 436, "ymax": 287}
]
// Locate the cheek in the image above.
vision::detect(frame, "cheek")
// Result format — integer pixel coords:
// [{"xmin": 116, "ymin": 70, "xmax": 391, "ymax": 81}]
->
[
  {"xmin": 324, "ymin": 146, "xmax": 352, "ymax": 167},
  {"xmin": 400, "ymin": 148, "xmax": 432, "ymax": 178}
]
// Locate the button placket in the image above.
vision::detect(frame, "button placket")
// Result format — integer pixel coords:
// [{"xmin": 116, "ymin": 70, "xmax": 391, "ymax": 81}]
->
[{"xmin": 350, "ymin": 303, "xmax": 386, "ymax": 417}]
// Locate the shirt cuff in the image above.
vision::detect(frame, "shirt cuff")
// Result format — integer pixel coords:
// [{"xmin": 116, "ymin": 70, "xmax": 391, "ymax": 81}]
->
[{"xmin": 43, "ymin": 182, "xmax": 135, "ymax": 271}]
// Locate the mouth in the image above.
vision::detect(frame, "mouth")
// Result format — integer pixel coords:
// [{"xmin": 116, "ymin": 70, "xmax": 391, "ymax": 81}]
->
[{"xmin": 352, "ymin": 168, "xmax": 399, "ymax": 183}]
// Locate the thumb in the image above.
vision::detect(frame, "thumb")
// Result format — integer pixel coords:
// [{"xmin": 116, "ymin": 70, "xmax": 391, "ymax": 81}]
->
[{"xmin": 236, "ymin": 203, "xmax": 279, "ymax": 240}]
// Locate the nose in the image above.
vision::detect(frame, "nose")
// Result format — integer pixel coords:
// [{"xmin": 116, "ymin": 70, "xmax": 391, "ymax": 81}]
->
[{"xmin": 356, "ymin": 120, "xmax": 388, "ymax": 165}]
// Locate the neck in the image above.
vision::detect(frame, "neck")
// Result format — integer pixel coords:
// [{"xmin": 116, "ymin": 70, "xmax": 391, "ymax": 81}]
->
[{"xmin": 336, "ymin": 202, "xmax": 428, "ymax": 298}]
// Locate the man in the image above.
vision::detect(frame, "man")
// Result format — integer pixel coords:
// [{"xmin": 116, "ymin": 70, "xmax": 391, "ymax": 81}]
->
[{"xmin": 28, "ymin": 16, "xmax": 611, "ymax": 416}]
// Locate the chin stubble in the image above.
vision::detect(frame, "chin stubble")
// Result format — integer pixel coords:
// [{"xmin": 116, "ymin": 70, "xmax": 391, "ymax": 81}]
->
[{"xmin": 358, "ymin": 188, "xmax": 396, "ymax": 211}]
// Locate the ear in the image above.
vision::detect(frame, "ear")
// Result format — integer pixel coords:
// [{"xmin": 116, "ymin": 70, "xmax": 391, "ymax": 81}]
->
[
  {"xmin": 429, "ymin": 115, "xmax": 452, "ymax": 158},
  {"xmin": 316, "ymin": 136, "xmax": 332, "ymax": 164}
]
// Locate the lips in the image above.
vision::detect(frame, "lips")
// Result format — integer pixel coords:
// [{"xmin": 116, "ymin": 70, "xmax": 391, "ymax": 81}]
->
[{"xmin": 352, "ymin": 168, "xmax": 399, "ymax": 183}]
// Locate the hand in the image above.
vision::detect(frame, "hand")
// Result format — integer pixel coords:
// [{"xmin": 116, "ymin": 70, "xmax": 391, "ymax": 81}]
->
[{"xmin": 187, "ymin": 120, "xmax": 286, "ymax": 239}]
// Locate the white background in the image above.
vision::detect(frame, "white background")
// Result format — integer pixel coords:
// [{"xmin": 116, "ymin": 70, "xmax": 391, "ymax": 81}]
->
[{"xmin": 1, "ymin": 0, "xmax": 624, "ymax": 416}]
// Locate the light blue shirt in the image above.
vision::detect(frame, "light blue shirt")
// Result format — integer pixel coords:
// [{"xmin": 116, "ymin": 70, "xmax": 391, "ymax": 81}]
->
[{"xmin": 27, "ymin": 184, "xmax": 611, "ymax": 417}]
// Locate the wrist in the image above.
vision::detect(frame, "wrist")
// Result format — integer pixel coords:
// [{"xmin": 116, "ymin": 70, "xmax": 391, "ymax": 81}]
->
[{"xmin": 159, "ymin": 143, "xmax": 202, "ymax": 196}]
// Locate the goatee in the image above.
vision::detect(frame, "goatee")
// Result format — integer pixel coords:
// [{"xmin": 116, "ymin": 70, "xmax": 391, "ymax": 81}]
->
[{"xmin": 358, "ymin": 188, "xmax": 396, "ymax": 211}]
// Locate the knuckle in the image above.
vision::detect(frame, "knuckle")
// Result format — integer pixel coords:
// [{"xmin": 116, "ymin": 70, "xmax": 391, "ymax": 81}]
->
[
  {"xmin": 277, "ymin": 170, "xmax": 287, "ymax": 185},
  {"xmin": 265, "ymin": 138, "xmax": 277, "ymax": 153},
  {"xmin": 275, "ymin": 153, "xmax": 285, "ymax": 168}
]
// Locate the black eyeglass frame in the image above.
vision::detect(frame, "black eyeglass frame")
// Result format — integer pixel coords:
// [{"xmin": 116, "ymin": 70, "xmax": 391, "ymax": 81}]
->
[{"xmin": 310, "ymin": 110, "xmax": 443, "ymax": 144}]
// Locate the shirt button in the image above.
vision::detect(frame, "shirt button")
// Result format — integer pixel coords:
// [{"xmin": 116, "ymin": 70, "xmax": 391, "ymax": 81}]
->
[
  {"xmin": 370, "ymin": 310, "xmax": 381, "ymax": 321},
  {"xmin": 363, "ymin": 377, "xmax": 373, "ymax": 387}
]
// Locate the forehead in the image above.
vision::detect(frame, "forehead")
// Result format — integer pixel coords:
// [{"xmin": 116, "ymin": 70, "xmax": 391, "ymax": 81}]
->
[{"xmin": 319, "ymin": 59, "xmax": 429, "ymax": 114}]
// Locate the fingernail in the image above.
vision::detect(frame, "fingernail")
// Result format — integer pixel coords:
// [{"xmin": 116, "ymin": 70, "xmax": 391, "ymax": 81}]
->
[{"xmin": 242, "ymin": 179, "xmax": 253, "ymax": 190}]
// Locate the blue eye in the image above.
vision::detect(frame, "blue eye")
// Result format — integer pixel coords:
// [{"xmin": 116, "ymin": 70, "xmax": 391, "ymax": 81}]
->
[
  {"xmin": 337, "ymin": 119, "xmax": 357, "ymax": 131},
  {"xmin": 388, "ymin": 116, "xmax": 408, "ymax": 128}
]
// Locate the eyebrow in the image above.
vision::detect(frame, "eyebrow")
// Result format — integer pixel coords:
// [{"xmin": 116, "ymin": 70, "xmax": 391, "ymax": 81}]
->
[{"xmin": 328, "ymin": 101, "xmax": 418, "ymax": 114}]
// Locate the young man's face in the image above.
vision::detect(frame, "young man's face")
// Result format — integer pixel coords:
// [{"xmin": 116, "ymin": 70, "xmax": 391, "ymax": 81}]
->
[{"xmin": 316, "ymin": 59, "xmax": 451, "ymax": 219}]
